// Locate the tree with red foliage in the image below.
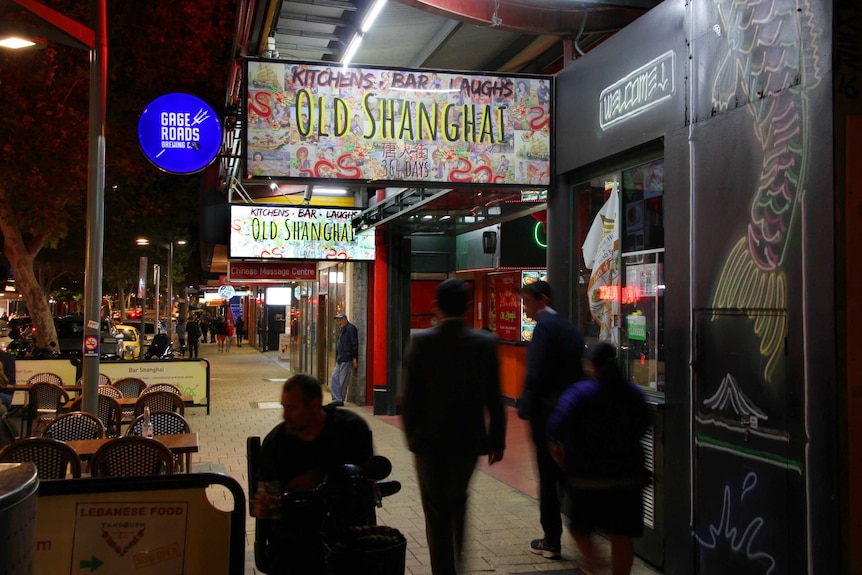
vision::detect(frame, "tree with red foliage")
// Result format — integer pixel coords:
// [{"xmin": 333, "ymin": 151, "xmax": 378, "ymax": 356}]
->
[{"xmin": 0, "ymin": 0, "xmax": 234, "ymax": 350}]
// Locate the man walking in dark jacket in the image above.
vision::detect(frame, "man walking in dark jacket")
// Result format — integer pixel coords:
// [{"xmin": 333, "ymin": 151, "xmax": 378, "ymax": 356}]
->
[
  {"xmin": 330, "ymin": 312, "xmax": 358, "ymax": 405},
  {"xmin": 401, "ymin": 279, "xmax": 506, "ymax": 575},
  {"xmin": 518, "ymin": 280, "xmax": 585, "ymax": 559}
]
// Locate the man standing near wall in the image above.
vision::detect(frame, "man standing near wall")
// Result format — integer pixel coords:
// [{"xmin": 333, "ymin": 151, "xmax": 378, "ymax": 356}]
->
[
  {"xmin": 518, "ymin": 280, "xmax": 585, "ymax": 559},
  {"xmin": 331, "ymin": 312, "xmax": 358, "ymax": 406}
]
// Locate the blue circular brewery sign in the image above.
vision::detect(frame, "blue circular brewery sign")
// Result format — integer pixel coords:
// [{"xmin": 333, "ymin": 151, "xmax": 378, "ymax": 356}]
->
[{"xmin": 138, "ymin": 93, "xmax": 222, "ymax": 174}]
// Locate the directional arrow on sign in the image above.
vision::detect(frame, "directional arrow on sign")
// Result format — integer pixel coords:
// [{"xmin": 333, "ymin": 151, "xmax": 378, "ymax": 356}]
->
[{"xmin": 79, "ymin": 556, "xmax": 104, "ymax": 571}]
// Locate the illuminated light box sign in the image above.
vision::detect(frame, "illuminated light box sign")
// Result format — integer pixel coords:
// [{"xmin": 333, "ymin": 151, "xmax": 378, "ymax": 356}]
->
[
  {"xmin": 229, "ymin": 204, "xmax": 375, "ymax": 261},
  {"xmin": 228, "ymin": 260, "xmax": 319, "ymax": 282},
  {"xmin": 138, "ymin": 93, "xmax": 222, "ymax": 174},
  {"xmin": 244, "ymin": 60, "xmax": 552, "ymax": 187}
]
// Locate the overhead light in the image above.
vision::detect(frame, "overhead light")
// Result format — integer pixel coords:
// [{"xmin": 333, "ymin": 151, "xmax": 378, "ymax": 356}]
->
[
  {"xmin": 361, "ymin": 0, "xmax": 387, "ymax": 33},
  {"xmin": 0, "ymin": 35, "xmax": 45, "ymax": 49},
  {"xmin": 136, "ymin": 238, "xmax": 150, "ymax": 246},
  {"xmin": 314, "ymin": 187, "xmax": 349, "ymax": 197},
  {"xmin": 341, "ymin": 33, "xmax": 362, "ymax": 68}
]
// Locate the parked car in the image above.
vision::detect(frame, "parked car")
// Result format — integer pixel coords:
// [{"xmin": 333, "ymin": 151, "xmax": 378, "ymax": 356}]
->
[
  {"xmin": 114, "ymin": 324, "xmax": 143, "ymax": 360},
  {"xmin": 54, "ymin": 315, "xmax": 123, "ymax": 359}
]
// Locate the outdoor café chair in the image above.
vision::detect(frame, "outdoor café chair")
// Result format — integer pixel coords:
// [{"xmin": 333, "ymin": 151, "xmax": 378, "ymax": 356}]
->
[
  {"xmin": 67, "ymin": 394, "xmax": 124, "ymax": 438},
  {"xmin": 76, "ymin": 373, "xmax": 112, "ymax": 387},
  {"xmin": 26, "ymin": 372, "xmax": 64, "ymax": 387},
  {"xmin": 27, "ymin": 382, "xmax": 70, "ymax": 436},
  {"xmin": 134, "ymin": 390, "xmax": 185, "ymax": 417},
  {"xmin": 0, "ymin": 436, "xmax": 82, "ymax": 479},
  {"xmin": 43, "ymin": 411, "xmax": 105, "ymax": 441},
  {"xmin": 112, "ymin": 377, "xmax": 147, "ymax": 399},
  {"xmin": 89, "ymin": 436, "xmax": 174, "ymax": 477},
  {"xmin": 97, "ymin": 385, "xmax": 123, "ymax": 399},
  {"xmin": 145, "ymin": 382, "xmax": 182, "ymax": 395},
  {"xmin": 126, "ymin": 410, "xmax": 192, "ymax": 471}
]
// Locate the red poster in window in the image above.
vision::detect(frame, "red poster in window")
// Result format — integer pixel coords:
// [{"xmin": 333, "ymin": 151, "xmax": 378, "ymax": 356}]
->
[{"xmin": 489, "ymin": 271, "xmax": 522, "ymax": 342}]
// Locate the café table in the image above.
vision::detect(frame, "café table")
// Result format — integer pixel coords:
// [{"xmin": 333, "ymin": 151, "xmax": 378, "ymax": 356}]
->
[{"xmin": 66, "ymin": 433, "xmax": 199, "ymax": 473}]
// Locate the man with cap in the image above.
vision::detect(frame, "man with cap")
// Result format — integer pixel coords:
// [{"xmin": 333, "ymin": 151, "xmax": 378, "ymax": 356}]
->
[
  {"xmin": 518, "ymin": 280, "xmax": 585, "ymax": 559},
  {"xmin": 330, "ymin": 312, "xmax": 358, "ymax": 406}
]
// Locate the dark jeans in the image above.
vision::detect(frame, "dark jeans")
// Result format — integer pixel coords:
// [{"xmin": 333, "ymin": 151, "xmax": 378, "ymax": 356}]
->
[
  {"xmin": 531, "ymin": 413, "xmax": 564, "ymax": 545},
  {"xmin": 187, "ymin": 338, "xmax": 199, "ymax": 358},
  {"xmin": 414, "ymin": 453, "xmax": 477, "ymax": 575}
]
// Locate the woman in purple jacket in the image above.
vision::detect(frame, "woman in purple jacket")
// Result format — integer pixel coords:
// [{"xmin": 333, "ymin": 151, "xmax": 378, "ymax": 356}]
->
[{"xmin": 547, "ymin": 342, "xmax": 649, "ymax": 575}]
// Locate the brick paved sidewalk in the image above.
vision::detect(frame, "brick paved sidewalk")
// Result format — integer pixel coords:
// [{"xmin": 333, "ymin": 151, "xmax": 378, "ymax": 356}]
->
[{"xmin": 185, "ymin": 340, "xmax": 661, "ymax": 575}]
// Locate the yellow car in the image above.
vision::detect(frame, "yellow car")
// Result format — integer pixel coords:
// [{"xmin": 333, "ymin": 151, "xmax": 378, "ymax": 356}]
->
[{"xmin": 114, "ymin": 324, "xmax": 143, "ymax": 360}]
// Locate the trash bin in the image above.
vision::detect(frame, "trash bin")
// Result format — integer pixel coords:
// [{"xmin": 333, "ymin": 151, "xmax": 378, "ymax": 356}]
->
[
  {"xmin": 324, "ymin": 525, "xmax": 406, "ymax": 575},
  {"xmin": 0, "ymin": 462, "xmax": 39, "ymax": 575}
]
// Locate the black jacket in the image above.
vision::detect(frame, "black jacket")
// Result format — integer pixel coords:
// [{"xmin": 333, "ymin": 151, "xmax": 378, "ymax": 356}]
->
[{"xmin": 401, "ymin": 318, "xmax": 506, "ymax": 457}]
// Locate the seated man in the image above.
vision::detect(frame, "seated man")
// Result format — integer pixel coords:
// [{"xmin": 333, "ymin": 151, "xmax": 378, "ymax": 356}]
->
[{"xmin": 253, "ymin": 373, "xmax": 374, "ymax": 575}]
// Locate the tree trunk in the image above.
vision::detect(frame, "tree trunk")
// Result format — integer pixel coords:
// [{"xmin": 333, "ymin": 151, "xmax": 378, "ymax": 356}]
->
[{"xmin": 0, "ymin": 216, "xmax": 59, "ymax": 352}]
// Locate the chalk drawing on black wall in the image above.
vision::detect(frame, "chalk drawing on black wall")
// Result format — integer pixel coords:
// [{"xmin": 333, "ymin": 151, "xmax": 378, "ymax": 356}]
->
[
  {"xmin": 694, "ymin": 472, "xmax": 778, "ymax": 574},
  {"xmin": 708, "ymin": 0, "xmax": 823, "ymax": 384},
  {"xmin": 697, "ymin": 372, "xmax": 791, "ymax": 443}
]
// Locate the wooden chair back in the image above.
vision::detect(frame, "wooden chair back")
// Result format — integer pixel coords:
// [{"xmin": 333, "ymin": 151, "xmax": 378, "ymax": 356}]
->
[
  {"xmin": 89, "ymin": 436, "xmax": 174, "ymax": 477},
  {"xmin": 43, "ymin": 411, "xmax": 105, "ymax": 441},
  {"xmin": 112, "ymin": 377, "xmax": 147, "ymax": 398},
  {"xmin": 0, "ymin": 437, "xmax": 82, "ymax": 479},
  {"xmin": 134, "ymin": 391, "xmax": 185, "ymax": 417}
]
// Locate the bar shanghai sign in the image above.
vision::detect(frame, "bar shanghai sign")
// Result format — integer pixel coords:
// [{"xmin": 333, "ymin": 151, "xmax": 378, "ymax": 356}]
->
[
  {"xmin": 138, "ymin": 93, "xmax": 222, "ymax": 174},
  {"xmin": 229, "ymin": 204, "xmax": 375, "ymax": 261},
  {"xmin": 244, "ymin": 60, "xmax": 552, "ymax": 187}
]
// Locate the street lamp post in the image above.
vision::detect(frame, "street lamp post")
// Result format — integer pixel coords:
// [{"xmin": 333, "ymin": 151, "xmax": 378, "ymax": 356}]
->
[
  {"xmin": 137, "ymin": 237, "xmax": 185, "ymax": 344},
  {"xmin": 6, "ymin": 0, "xmax": 107, "ymax": 416}
]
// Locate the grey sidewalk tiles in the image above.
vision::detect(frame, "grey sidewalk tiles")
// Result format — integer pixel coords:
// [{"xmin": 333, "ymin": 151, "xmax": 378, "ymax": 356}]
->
[{"xmin": 186, "ymin": 341, "xmax": 661, "ymax": 575}]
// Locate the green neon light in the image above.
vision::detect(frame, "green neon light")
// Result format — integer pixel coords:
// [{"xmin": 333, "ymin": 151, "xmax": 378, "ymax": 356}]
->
[{"xmin": 534, "ymin": 221, "xmax": 547, "ymax": 248}]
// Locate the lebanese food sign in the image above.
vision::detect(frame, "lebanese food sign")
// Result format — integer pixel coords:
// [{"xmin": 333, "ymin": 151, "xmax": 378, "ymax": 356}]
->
[
  {"xmin": 230, "ymin": 204, "xmax": 375, "ymax": 261},
  {"xmin": 245, "ymin": 60, "xmax": 552, "ymax": 186}
]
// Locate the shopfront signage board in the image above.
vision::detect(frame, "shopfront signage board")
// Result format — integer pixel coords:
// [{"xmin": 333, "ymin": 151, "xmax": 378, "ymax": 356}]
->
[
  {"xmin": 244, "ymin": 60, "xmax": 552, "ymax": 187},
  {"xmin": 229, "ymin": 204, "xmax": 375, "ymax": 261},
  {"xmin": 228, "ymin": 261, "xmax": 319, "ymax": 282},
  {"xmin": 138, "ymin": 93, "xmax": 222, "ymax": 174}
]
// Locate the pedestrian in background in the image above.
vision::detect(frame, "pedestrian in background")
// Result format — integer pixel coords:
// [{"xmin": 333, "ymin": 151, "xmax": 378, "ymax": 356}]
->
[
  {"xmin": 235, "ymin": 315, "xmax": 245, "ymax": 347},
  {"xmin": 547, "ymin": 342, "xmax": 649, "ymax": 575},
  {"xmin": 185, "ymin": 316, "xmax": 202, "ymax": 359},
  {"xmin": 214, "ymin": 316, "xmax": 227, "ymax": 352},
  {"xmin": 517, "ymin": 280, "xmax": 585, "ymax": 560},
  {"xmin": 200, "ymin": 316, "xmax": 210, "ymax": 344},
  {"xmin": 330, "ymin": 312, "xmax": 358, "ymax": 406},
  {"xmin": 400, "ymin": 278, "xmax": 506, "ymax": 575},
  {"xmin": 225, "ymin": 319, "xmax": 235, "ymax": 353},
  {"xmin": 176, "ymin": 319, "xmax": 187, "ymax": 357}
]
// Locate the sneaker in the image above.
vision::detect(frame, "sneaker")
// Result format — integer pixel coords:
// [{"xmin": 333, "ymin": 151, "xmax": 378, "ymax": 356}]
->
[{"xmin": 529, "ymin": 538, "xmax": 561, "ymax": 559}]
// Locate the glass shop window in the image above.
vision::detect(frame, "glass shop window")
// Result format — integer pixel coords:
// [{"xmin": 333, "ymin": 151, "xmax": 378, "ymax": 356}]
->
[{"xmin": 574, "ymin": 158, "xmax": 665, "ymax": 393}]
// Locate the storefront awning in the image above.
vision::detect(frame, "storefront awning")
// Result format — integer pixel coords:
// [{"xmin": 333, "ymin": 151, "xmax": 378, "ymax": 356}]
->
[{"xmin": 352, "ymin": 187, "xmax": 547, "ymax": 236}]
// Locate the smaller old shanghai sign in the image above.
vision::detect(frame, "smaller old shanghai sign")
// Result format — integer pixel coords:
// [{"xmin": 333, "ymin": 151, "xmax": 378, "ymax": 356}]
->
[{"xmin": 229, "ymin": 204, "xmax": 375, "ymax": 261}]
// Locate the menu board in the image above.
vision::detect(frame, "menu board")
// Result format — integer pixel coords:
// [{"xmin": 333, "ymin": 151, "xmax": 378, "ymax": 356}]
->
[{"xmin": 488, "ymin": 271, "xmax": 522, "ymax": 341}]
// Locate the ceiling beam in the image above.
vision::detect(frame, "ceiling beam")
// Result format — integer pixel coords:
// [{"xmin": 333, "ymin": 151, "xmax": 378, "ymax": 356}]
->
[{"xmin": 399, "ymin": 0, "xmax": 652, "ymax": 36}]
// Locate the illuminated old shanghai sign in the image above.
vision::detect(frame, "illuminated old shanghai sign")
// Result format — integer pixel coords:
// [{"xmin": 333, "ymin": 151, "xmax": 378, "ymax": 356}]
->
[
  {"xmin": 138, "ymin": 93, "xmax": 222, "ymax": 174},
  {"xmin": 229, "ymin": 204, "xmax": 375, "ymax": 261},
  {"xmin": 244, "ymin": 61, "xmax": 552, "ymax": 186}
]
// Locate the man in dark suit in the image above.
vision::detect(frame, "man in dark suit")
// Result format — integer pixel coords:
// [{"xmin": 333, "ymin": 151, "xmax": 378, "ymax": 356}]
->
[
  {"xmin": 518, "ymin": 280, "xmax": 585, "ymax": 559},
  {"xmin": 401, "ymin": 279, "xmax": 506, "ymax": 575}
]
